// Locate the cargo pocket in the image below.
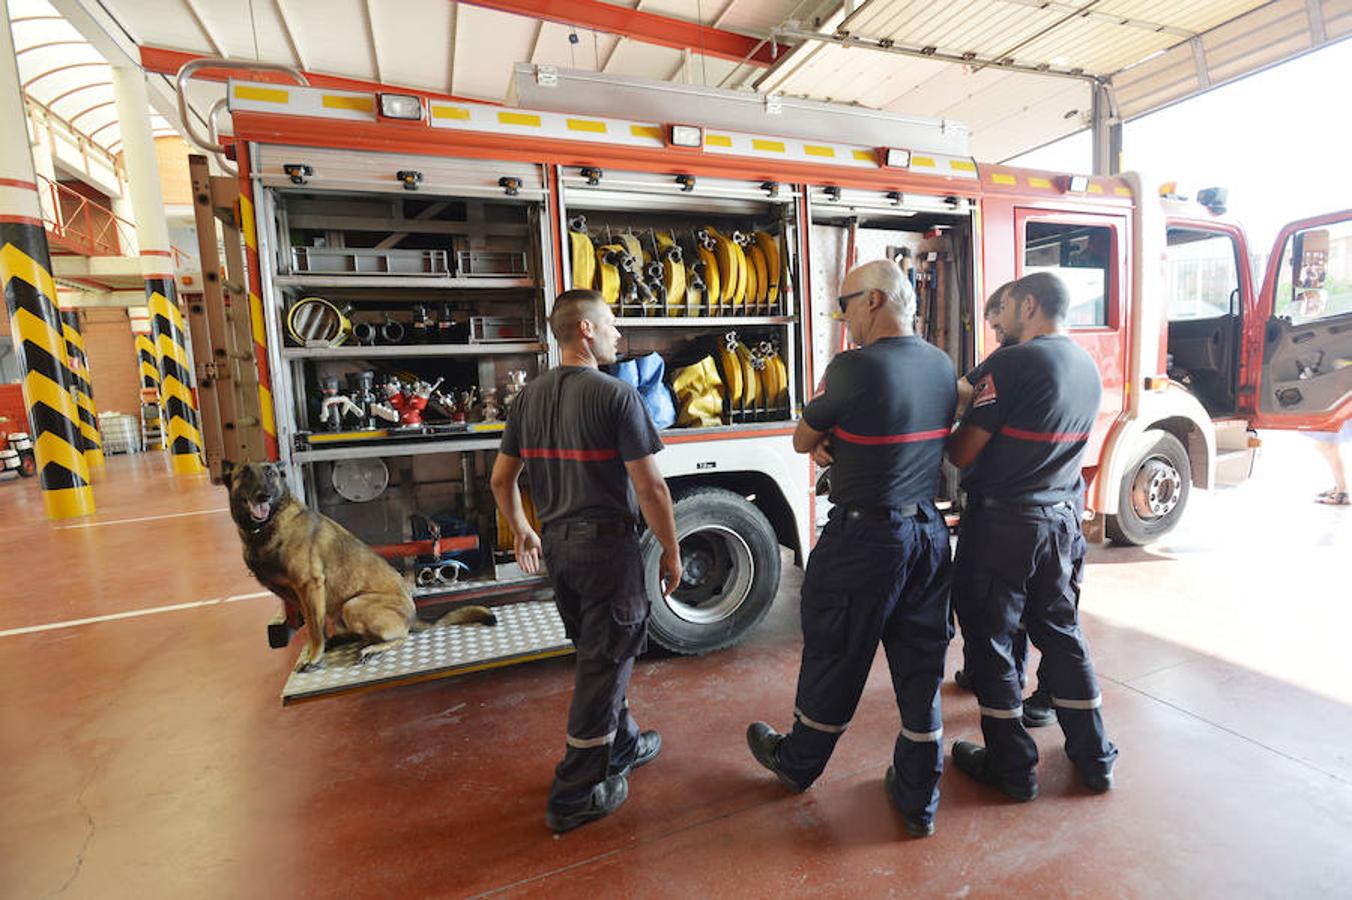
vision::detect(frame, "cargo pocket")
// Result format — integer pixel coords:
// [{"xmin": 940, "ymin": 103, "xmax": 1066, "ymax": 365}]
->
[
  {"xmin": 801, "ymin": 589, "xmax": 850, "ymax": 657},
  {"xmin": 604, "ymin": 541, "xmax": 649, "ymax": 661}
]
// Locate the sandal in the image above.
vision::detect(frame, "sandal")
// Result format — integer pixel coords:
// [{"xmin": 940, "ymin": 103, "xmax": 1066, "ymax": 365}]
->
[
  {"xmin": 1316, "ymin": 491, "xmax": 1350, "ymax": 506},
  {"xmin": 1316, "ymin": 487, "xmax": 1341, "ymax": 500}
]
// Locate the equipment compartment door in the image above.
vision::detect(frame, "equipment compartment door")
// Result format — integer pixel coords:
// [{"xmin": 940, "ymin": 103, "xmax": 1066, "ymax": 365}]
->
[{"xmin": 1245, "ymin": 210, "xmax": 1352, "ymax": 431}]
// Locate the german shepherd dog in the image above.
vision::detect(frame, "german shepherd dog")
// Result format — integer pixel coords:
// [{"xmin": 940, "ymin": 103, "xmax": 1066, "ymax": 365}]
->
[{"xmin": 226, "ymin": 462, "xmax": 496, "ymax": 672}]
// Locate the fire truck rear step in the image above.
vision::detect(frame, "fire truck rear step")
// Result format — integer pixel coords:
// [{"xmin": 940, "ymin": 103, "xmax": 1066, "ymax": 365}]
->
[{"xmin": 281, "ymin": 600, "xmax": 572, "ymax": 704}]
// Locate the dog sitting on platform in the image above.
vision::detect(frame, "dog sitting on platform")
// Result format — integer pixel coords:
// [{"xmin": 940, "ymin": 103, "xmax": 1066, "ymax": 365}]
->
[{"xmin": 226, "ymin": 462, "xmax": 496, "ymax": 672}]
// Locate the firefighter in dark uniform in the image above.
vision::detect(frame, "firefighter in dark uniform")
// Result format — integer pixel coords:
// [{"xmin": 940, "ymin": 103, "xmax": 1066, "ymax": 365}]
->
[
  {"xmin": 747, "ymin": 259, "xmax": 957, "ymax": 838},
  {"xmin": 951, "ymin": 290, "xmax": 1055, "ymax": 729},
  {"xmin": 491, "ymin": 289, "xmax": 682, "ymax": 833},
  {"xmin": 946, "ymin": 271, "xmax": 1118, "ymax": 800}
]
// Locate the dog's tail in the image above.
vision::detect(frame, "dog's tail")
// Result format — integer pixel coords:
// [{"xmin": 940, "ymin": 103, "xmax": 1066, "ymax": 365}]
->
[{"xmin": 411, "ymin": 604, "xmax": 498, "ymax": 632}]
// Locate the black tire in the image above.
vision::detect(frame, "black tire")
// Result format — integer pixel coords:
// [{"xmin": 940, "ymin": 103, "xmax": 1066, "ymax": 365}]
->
[
  {"xmin": 17, "ymin": 451, "xmax": 35, "ymax": 478},
  {"xmin": 639, "ymin": 487, "xmax": 781, "ymax": 654},
  {"xmin": 1106, "ymin": 429, "xmax": 1191, "ymax": 546}
]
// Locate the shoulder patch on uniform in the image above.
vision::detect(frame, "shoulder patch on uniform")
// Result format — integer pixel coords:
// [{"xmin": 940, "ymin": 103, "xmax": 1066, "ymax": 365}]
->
[{"xmin": 971, "ymin": 372, "xmax": 998, "ymax": 408}]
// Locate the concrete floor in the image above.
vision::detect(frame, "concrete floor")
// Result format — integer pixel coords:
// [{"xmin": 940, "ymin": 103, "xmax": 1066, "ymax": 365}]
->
[{"xmin": 2, "ymin": 432, "xmax": 1350, "ymax": 898}]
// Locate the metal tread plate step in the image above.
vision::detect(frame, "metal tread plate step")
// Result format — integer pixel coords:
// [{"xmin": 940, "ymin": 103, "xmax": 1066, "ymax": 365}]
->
[{"xmin": 281, "ymin": 600, "xmax": 572, "ymax": 705}]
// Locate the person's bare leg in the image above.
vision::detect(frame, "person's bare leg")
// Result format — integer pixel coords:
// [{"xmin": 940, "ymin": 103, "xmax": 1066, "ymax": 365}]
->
[{"xmin": 1314, "ymin": 441, "xmax": 1347, "ymax": 495}]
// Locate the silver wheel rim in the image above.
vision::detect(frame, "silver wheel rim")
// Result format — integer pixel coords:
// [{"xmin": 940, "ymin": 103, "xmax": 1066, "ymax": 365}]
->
[
  {"xmin": 666, "ymin": 524, "xmax": 755, "ymax": 625},
  {"xmin": 1130, "ymin": 456, "xmax": 1182, "ymax": 520}
]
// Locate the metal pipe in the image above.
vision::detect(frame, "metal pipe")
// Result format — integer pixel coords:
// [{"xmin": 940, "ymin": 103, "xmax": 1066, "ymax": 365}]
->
[
  {"xmin": 207, "ymin": 98, "xmax": 238, "ymax": 176},
  {"xmin": 175, "ymin": 57, "xmax": 308, "ymax": 155}
]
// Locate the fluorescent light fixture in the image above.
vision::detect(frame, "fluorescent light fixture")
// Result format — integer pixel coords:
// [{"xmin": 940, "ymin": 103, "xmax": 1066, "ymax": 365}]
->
[
  {"xmin": 668, "ymin": 124, "xmax": 704, "ymax": 148},
  {"xmin": 1067, "ymin": 174, "xmax": 1089, "ymax": 193},
  {"xmin": 883, "ymin": 147, "xmax": 911, "ymax": 168},
  {"xmin": 379, "ymin": 93, "xmax": 425, "ymax": 121}
]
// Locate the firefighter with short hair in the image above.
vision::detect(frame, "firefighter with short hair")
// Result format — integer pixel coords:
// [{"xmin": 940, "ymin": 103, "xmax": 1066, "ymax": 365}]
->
[
  {"xmin": 746, "ymin": 259, "xmax": 957, "ymax": 838},
  {"xmin": 491, "ymin": 289, "xmax": 682, "ymax": 833},
  {"xmin": 946, "ymin": 271, "xmax": 1118, "ymax": 800}
]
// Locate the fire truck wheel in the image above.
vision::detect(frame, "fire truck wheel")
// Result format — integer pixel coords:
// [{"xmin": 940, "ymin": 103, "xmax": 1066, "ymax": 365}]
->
[
  {"xmin": 640, "ymin": 487, "xmax": 781, "ymax": 655},
  {"xmin": 1106, "ymin": 429, "xmax": 1191, "ymax": 546}
]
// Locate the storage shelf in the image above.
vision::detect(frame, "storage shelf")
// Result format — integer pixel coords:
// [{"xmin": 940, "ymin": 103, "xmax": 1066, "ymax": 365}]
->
[
  {"xmin": 613, "ymin": 316, "xmax": 794, "ymax": 327},
  {"xmin": 275, "ymin": 274, "xmax": 535, "ymax": 290},
  {"xmin": 293, "ymin": 435, "xmax": 503, "ymax": 463},
  {"xmin": 282, "ymin": 342, "xmax": 543, "ymax": 359}
]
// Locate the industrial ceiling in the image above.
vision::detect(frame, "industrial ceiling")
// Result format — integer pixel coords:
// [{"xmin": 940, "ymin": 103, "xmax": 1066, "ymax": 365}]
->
[{"xmin": 10, "ymin": 0, "xmax": 1351, "ymax": 166}]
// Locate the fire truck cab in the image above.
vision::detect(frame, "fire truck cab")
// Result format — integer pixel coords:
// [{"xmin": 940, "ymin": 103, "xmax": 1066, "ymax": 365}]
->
[{"xmin": 183, "ymin": 64, "xmax": 1351, "ymax": 698}]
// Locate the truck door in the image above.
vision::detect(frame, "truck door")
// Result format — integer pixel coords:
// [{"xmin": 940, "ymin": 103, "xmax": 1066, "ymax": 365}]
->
[
  {"xmin": 1244, "ymin": 210, "xmax": 1352, "ymax": 430},
  {"xmin": 1013, "ymin": 209, "xmax": 1130, "ymax": 464}
]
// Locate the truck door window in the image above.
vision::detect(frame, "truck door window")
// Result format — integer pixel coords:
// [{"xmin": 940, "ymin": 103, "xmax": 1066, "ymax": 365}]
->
[
  {"xmin": 1164, "ymin": 229, "xmax": 1240, "ymax": 320},
  {"xmin": 1273, "ymin": 221, "xmax": 1352, "ymax": 324},
  {"xmin": 1023, "ymin": 221, "xmax": 1112, "ymax": 327}
]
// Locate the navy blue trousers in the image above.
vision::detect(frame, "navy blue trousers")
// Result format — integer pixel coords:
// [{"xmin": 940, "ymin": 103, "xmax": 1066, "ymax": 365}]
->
[
  {"xmin": 952, "ymin": 502, "xmax": 1118, "ymax": 788},
  {"xmin": 777, "ymin": 504, "xmax": 953, "ymax": 823},
  {"xmin": 542, "ymin": 524, "xmax": 647, "ymax": 813}
]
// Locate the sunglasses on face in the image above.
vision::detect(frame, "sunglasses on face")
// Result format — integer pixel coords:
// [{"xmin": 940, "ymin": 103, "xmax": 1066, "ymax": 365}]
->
[{"xmin": 836, "ymin": 290, "xmax": 866, "ymax": 315}]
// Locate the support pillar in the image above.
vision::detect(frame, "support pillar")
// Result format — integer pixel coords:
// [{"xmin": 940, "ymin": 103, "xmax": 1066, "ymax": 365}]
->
[
  {"xmin": 1090, "ymin": 80, "xmax": 1122, "ymax": 176},
  {"xmin": 60, "ymin": 308, "xmax": 105, "ymax": 474},
  {"xmin": 112, "ymin": 64, "xmax": 203, "ymax": 475},
  {"xmin": 0, "ymin": 4, "xmax": 94, "ymax": 518}
]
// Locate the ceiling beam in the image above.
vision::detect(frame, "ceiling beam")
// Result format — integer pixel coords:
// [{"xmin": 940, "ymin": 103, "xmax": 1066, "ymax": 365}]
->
[
  {"xmin": 456, "ymin": 0, "xmax": 783, "ymax": 66},
  {"xmin": 273, "ymin": 0, "xmax": 308, "ymax": 70},
  {"xmin": 361, "ymin": 0, "xmax": 383, "ymax": 84},
  {"xmin": 139, "ymin": 45, "xmax": 486, "ymax": 104},
  {"xmin": 180, "ymin": 0, "xmax": 227, "ymax": 58}
]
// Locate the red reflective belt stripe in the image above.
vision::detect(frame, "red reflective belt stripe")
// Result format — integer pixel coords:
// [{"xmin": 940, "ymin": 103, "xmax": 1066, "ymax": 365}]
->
[
  {"xmin": 520, "ymin": 447, "xmax": 620, "ymax": 461},
  {"xmin": 998, "ymin": 425, "xmax": 1090, "ymax": 443},
  {"xmin": 832, "ymin": 426, "xmax": 950, "ymax": 445}
]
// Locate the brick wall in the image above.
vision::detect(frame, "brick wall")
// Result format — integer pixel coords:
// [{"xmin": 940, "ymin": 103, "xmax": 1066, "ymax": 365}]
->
[{"xmin": 80, "ymin": 309, "xmax": 142, "ymax": 416}]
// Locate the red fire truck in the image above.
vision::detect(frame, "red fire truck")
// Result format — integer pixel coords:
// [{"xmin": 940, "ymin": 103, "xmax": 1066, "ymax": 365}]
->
[{"xmin": 180, "ymin": 63, "xmax": 1351, "ymax": 700}]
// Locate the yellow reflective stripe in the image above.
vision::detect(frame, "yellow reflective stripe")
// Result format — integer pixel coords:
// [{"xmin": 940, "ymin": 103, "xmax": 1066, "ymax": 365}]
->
[
  {"xmin": 239, "ymin": 194, "xmax": 257, "ymax": 250},
  {"xmin": 431, "ymin": 105, "xmax": 470, "ymax": 120},
  {"xmin": 1114, "ymin": 186, "xmax": 1132, "ymax": 197},
  {"xmin": 630, "ymin": 125, "xmax": 662, "ymax": 140},
  {"xmin": 234, "ymin": 85, "xmax": 289, "ymax": 104},
  {"xmin": 43, "ymin": 485, "xmax": 94, "ymax": 519},
  {"xmin": 79, "ymin": 420, "xmax": 101, "ymax": 444},
  {"xmin": 157, "ymin": 336, "xmax": 190, "ymax": 369},
  {"xmin": 497, "ymin": 111, "xmax": 540, "ymax": 127},
  {"xmin": 852, "ymin": 149, "xmax": 874, "ymax": 162},
  {"xmin": 566, "ymin": 118, "xmax": 607, "ymax": 133},
  {"xmin": 911, "ymin": 156, "xmax": 936, "ymax": 168},
  {"xmin": 250, "ymin": 292, "xmax": 267, "ymax": 346},
  {"xmin": 322, "ymin": 95, "xmax": 373, "ymax": 112},
  {"xmin": 1087, "ymin": 183, "xmax": 1104, "ymax": 194},
  {"xmin": 258, "ymin": 384, "xmax": 276, "ymax": 436},
  {"xmin": 804, "ymin": 145, "xmax": 836, "ymax": 158},
  {"xmin": 949, "ymin": 159, "xmax": 977, "ymax": 172},
  {"xmin": 705, "ymin": 134, "xmax": 733, "ymax": 147},
  {"xmin": 1029, "ymin": 177, "xmax": 1053, "ymax": 189},
  {"xmin": 752, "ymin": 139, "xmax": 785, "ymax": 153},
  {"xmin": 1, "ymin": 243, "xmax": 59, "ymax": 303},
  {"xmin": 991, "ymin": 173, "xmax": 1017, "ymax": 185}
]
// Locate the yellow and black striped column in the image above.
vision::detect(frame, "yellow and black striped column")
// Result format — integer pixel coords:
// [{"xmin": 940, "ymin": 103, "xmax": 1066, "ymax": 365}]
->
[
  {"xmin": 147, "ymin": 281, "xmax": 205, "ymax": 475},
  {"xmin": 59, "ymin": 308, "xmax": 105, "ymax": 474},
  {"xmin": 136, "ymin": 332, "xmax": 160, "ymax": 392},
  {"xmin": 1, "ymin": 225, "xmax": 96, "ymax": 518}
]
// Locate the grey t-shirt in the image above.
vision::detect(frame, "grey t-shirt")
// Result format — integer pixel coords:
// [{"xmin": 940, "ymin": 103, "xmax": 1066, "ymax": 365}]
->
[{"xmin": 499, "ymin": 366, "xmax": 663, "ymax": 524}]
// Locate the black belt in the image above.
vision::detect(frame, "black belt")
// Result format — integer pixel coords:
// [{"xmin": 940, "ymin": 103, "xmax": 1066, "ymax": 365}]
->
[
  {"xmin": 842, "ymin": 503, "xmax": 919, "ymax": 520},
  {"xmin": 972, "ymin": 496, "xmax": 1072, "ymax": 512},
  {"xmin": 544, "ymin": 518, "xmax": 638, "ymax": 540}
]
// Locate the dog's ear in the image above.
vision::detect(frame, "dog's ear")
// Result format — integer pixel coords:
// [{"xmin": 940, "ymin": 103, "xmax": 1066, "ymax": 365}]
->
[{"xmin": 221, "ymin": 465, "xmax": 234, "ymax": 489}]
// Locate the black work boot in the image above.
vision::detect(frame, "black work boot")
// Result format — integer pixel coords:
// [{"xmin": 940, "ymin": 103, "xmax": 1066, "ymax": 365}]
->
[
  {"xmin": 1022, "ymin": 687, "xmax": 1056, "ymax": 728},
  {"xmin": 951, "ymin": 740, "xmax": 1037, "ymax": 802},
  {"xmin": 884, "ymin": 766, "xmax": 935, "ymax": 838},
  {"xmin": 1080, "ymin": 769, "xmax": 1115, "ymax": 793},
  {"xmin": 746, "ymin": 722, "xmax": 806, "ymax": 793},
  {"xmin": 610, "ymin": 730, "xmax": 662, "ymax": 777},
  {"xmin": 545, "ymin": 774, "xmax": 629, "ymax": 833}
]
